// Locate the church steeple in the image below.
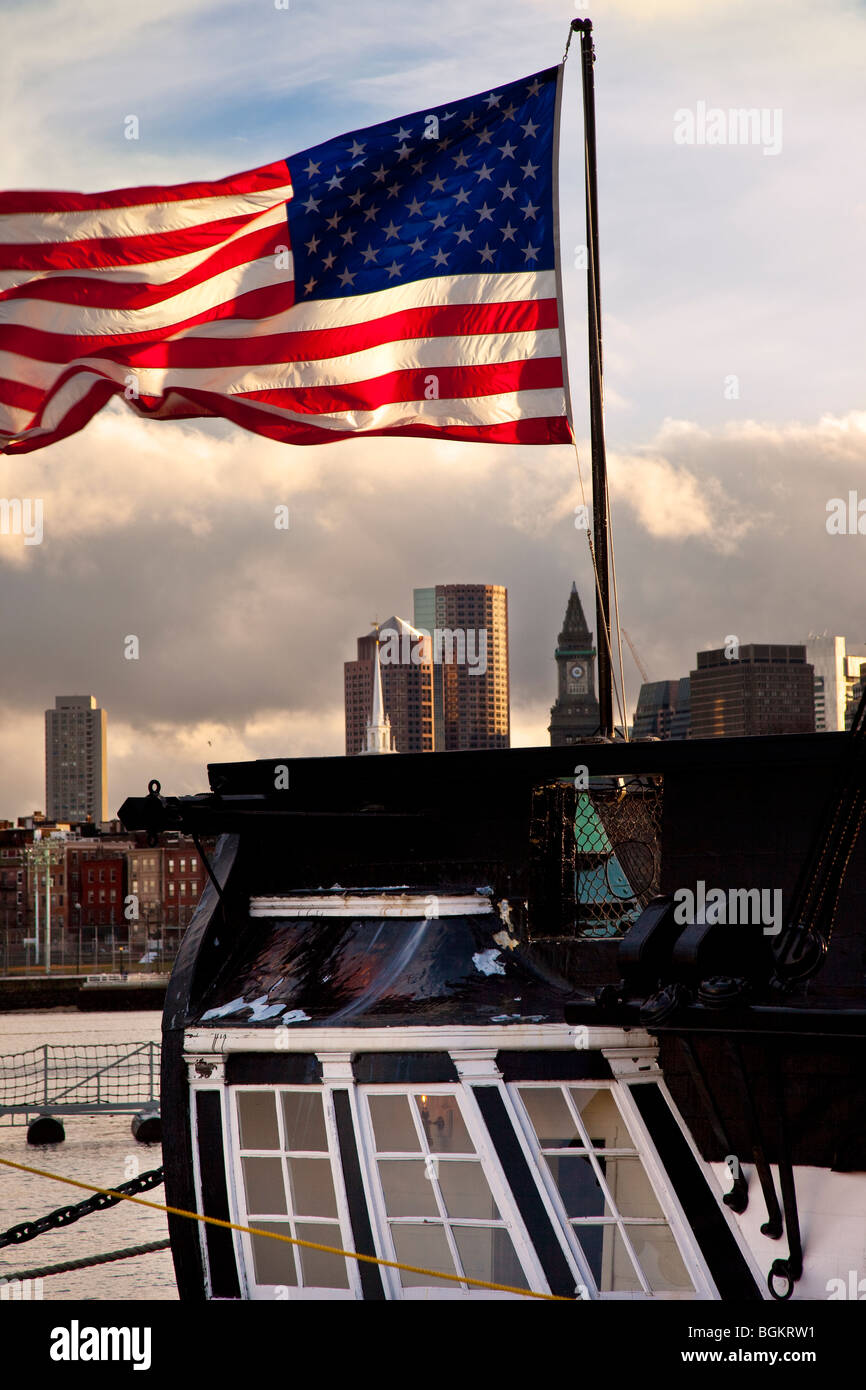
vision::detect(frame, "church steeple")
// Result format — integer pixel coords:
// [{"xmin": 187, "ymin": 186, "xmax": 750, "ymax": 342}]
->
[
  {"xmin": 360, "ymin": 629, "xmax": 396, "ymax": 755},
  {"xmin": 548, "ymin": 582, "xmax": 600, "ymax": 747}
]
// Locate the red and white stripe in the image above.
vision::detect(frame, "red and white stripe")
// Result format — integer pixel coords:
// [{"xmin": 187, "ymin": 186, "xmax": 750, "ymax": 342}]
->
[{"xmin": 0, "ymin": 161, "xmax": 570, "ymax": 453}]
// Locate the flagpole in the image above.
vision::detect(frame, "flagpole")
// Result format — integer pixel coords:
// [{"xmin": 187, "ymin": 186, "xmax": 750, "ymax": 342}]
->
[{"xmin": 572, "ymin": 17, "xmax": 613, "ymax": 737}]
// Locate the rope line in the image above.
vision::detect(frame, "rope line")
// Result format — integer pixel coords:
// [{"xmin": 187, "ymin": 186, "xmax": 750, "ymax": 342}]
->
[
  {"xmin": 0, "ymin": 1154, "xmax": 570, "ymax": 1301},
  {"xmin": 3, "ymin": 1239, "xmax": 171, "ymax": 1282}
]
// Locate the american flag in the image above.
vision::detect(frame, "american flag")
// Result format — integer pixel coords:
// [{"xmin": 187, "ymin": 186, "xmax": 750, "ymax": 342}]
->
[{"xmin": 0, "ymin": 67, "xmax": 571, "ymax": 455}]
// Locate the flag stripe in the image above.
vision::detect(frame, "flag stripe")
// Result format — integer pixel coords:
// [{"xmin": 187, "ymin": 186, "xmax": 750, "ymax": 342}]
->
[{"xmin": 0, "ymin": 162, "xmax": 292, "ymax": 218}]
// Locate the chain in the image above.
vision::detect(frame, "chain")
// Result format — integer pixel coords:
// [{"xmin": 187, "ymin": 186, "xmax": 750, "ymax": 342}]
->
[{"xmin": 0, "ymin": 1167, "xmax": 164, "ymax": 1250}]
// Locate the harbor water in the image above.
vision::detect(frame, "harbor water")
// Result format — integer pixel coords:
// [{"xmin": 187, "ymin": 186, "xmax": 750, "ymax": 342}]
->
[{"xmin": 0, "ymin": 1011, "xmax": 178, "ymax": 1301}]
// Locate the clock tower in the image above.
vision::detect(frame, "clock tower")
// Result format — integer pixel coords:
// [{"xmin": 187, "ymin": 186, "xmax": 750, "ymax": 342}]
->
[{"xmin": 548, "ymin": 582, "xmax": 600, "ymax": 745}]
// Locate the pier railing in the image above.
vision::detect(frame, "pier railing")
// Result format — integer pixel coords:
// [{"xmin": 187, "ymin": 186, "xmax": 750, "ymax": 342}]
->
[{"xmin": 0, "ymin": 1042, "xmax": 160, "ymax": 1125}]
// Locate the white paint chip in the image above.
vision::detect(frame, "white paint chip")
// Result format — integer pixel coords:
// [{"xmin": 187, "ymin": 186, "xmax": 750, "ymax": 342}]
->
[{"xmin": 472, "ymin": 949, "xmax": 505, "ymax": 976}]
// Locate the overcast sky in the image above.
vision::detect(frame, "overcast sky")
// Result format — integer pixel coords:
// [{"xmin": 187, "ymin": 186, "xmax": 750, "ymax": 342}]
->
[{"xmin": 1, "ymin": 0, "xmax": 865, "ymax": 819}]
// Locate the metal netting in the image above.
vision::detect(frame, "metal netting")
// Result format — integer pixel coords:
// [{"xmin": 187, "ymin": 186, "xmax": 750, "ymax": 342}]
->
[
  {"xmin": 0, "ymin": 1043, "xmax": 160, "ymax": 1123},
  {"xmin": 530, "ymin": 777, "xmax": 663, "ymax": 939}
]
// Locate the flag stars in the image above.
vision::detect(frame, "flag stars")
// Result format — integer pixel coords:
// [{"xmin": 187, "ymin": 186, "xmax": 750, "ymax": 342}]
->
[
  {"xmin": 484, "ymin": 91, "xmax": 501, "ymax": 108},
  {"xmin": 454, "ymin": 224, "xmax": 472, "ymax": 244},
  {"xmin": 522, "ymin": 199, "xmax": 539, "ymax": 220},
  {"xmin": 341, "ymin": 226, "xmax": 358, "ymax": 245},
  {"xmin": 405, "ymin": 196, "xmax": 424, "ymax": 217},
  {"xmin": 348, "ymin": 189, "xmax": 364, "ymax": 207},
  {"xmin": 500, "ymin": 221, "xmax": 517, "ymax": 242},
  {"xmin": 522, "ymin": 241, "xmax": 540, "ymax": 263},
  {"xmin": 499, "ymin": 140, "xmax": 517, "ymax": 160},
  {"xmin": 347, "ymin": 140, "xmax": 366, "ymax": 159},
  {"xmin": 361, "ymin": 243, "xmax": 379, "ymax": 263},
  {"xmin": 499, "ymin": 180, "xmax": 517, "ymax": 201},
  {"xmin": 409, "ymin": 235, "xmax": 426, "ymax": 254},
  {"xmin": 386, "ymin": 260, "xmax": 403, "ymax": 279},
  {"xmin": 327, "ymin": 169, "xmax": 345, "ymax": 190},
  {"xmin": 429, "ymin": 173, "xmax": 447, "ymax": 194},
  {"xmin": 476, "ymin": 201, "xmax": 495, "ymax": 222},
  {"xmin": 431, "ymin": 247, "xmax": 450, "ymax": 267},
  {"xmin": 363, "ymin": 204, "xmax": 381, "ymax": 222},
  {"xmin": 302, "ymin": 159, "xmax": 321, "ymax": 179},
  {"xmin": 462, "ymin": 111, "xmax": 478, "ymax": 130},
  {"xmin": 303, "ymin": 276, "xmax": 317, "ymax": 294},
  {"xmin": 476, "ymin": 127, "xmax": 493, "ymax": 146},
  {"xmin": 454, "ymin": 186, "xmax": 471, "ymax": 206},
  {"xmin": 303, "ymin": 194, "xmax": 320, "ymax": 214},
  {"xmin": 396, "ymin": 142, "xmax": 414, "ymax": 161},
  {"xmin": 337, "ymin": 266, "xmax": 356, "ymax": 287},
  {"xmin": 430, "ymin": 211, "xmax": 447, "ymax": 230},
  {"xmin": 382, "ymin": 219, "xmax": 402, "ymax": 240},
  {"xmin": 521, "ymin": 118, "xmax": 539, "ymax": 139},
  {"xmin": 501, "ymin": 102, "xmax": 517, "ymax": 121},
  {"xmin": 475, "ymin": 163, "xmax": 493, "ymax": 182},
  {"xmin": 436, "ymin": 137, "xmax": 452, "ymax": 152},
  {"xmin": 326, "ymin": 211, "xmax": 341, "ymax": 230},
  {"xmin": 520, "ymin": 159, "xmax": 539, "ymax": 180},
  {"xmin": 478, "ymin": 243, "xmax": 495, "ymax": 264},
  {"xmin": 322, "ymin": 251, "xmax": 336, "ymax": 268},
  {"xmin": 410, "ymin": 157, "xmax": 427, "ymax": 175},
  {"xmin": 526, "ymin": 78, "xmax": 542, "ymax": 97},
  {"xmin": 393, "ymin": 125, "xmax": 412, "ymax": 142},
  {"xmin": 452, "ymin": 149, "xmax": 470, "ymax": 170},
  {"xmin": 386, "ymin": 180, "xmax": 402, "ymax": 198},
  {"xmin": 372, "ymin": 163, "xmax": 388, "ymax": 183},
  {"xmin": 305, "ymin": 234, "xmax": 321, "ymax": 253}
]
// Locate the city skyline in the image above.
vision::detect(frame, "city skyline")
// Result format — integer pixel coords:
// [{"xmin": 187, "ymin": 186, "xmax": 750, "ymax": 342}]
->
[{"xmin": 1, "ymin": 1, "xmax": 865, "ymax": 820}]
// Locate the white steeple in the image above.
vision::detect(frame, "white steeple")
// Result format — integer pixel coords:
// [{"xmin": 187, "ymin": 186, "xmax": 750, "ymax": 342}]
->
[{"xmin": 361, "ymin": 627, "xmax": 396, "ymax": 755}]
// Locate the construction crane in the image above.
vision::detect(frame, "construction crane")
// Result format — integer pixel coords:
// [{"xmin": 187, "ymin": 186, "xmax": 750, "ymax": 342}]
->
[{"xmin": 621, "ymin": 627, "xmax": 649, "ymax": 685}]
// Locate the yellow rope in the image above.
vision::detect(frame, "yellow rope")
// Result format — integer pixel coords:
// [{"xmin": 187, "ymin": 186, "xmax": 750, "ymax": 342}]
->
[{"xmin": 0, "ymin": 1154, "xmax": 569, "ymax": 1301}]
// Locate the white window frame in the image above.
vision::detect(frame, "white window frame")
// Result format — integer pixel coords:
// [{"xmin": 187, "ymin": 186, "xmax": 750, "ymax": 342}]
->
[
  {"xmin": 354, "ymin": 1081, "xmax": 550, "ymax": 1301},
  {"xmin": 509, "ymin": 1079, "xmax": 716, "ymax": 1300},
  {"xmin": 224, "ymin": 1084, "xmax": 361, "ymax": 1301}
]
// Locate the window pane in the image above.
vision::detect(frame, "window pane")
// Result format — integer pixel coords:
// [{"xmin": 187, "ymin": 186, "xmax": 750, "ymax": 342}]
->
[
  {"xmin": 575, "ymin": 1224, "xmax": 642, "ymax": 1292},
  {"xmin": 243, "ymin": 1157, "xmax": 287, "ymax": 1215},
  {"xmin": 571, "ymin": 1088, "xmax": 636, "ymax": 1150},
  {"xmin": 545, "ymin": 1154, "xmax": 605, "ymax": 1219},
  {"xmin": 626, "ymin": 1225, "xmax": 693, "ymax": 1292},
  {"xmin": 379, "ymin": 1160, "xmax": 438, "ymax": 1217},
  {"xmin": 369, "ymin": 1094, "xmax": 421, "ymax": 1152},
  {"xmin": 454, "ymin": 1227, "xmax": 526, "ymax": 1291},
  {"xmin": 519, "ymin": 1087, "xmax": 579, "ymax": 1148},
  {"xmin": 296, "ymin": 1221, "xmax": 350, "ymax": 1289},
  {"xmin": 282, "ymin": 1092, "xmax": 328, "ymax": 1152},
  {"xmin": 603, "ymin": 1158, "xmax": 664, "ymax": 1219},
  {"xmin": 414, "ymin": 1094, "xmax": 475, "ymax": 1153},
  {"xmin": 287, "ymin": 1157, "xmax": 338, "ymax": 1218},
  {"xmin": 391, "ymin": 1224, "xmax": 456, "ymax": 1288},
  {"xmin": 237, "ymin": 1091, "xmax": 279, "ymax": 1150},
  {"xmin": 250, "ymin": 1221, "xmax": 297, "ymax": 1286},
  {"xmin": 437, "ymin": 1161, "xmax": 500, "ymax": 1220}
]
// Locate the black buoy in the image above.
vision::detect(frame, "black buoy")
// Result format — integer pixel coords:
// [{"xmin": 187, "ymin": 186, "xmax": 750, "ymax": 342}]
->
[
  {"xmin": 27, "ymin": 1115, "xmax": 65, "ymax": 1145},
  {"xmin": 131, "ymin": 1108, "xmax": 162, "ymax": 1144}
]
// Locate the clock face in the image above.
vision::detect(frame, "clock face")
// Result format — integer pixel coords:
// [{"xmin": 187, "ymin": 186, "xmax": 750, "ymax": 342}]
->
[{"xmin": 570, "ymin": 664, "xmax": 584, "ymax": 680}]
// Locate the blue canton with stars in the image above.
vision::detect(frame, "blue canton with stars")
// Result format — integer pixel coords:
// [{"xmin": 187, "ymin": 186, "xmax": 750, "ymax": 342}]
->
[{"xmin": 285, "ymin": 69, "xmax": 558, "ymax": 302}]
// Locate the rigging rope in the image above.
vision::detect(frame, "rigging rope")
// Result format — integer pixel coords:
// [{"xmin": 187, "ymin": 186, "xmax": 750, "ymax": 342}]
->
[
  {"xmin": 2, "ymin": 1239, "xmax": 171, "ymax": 1283},
  {"xmin": 0, "ymin": 1154, "xmax": 570, "ymax": 1301}
]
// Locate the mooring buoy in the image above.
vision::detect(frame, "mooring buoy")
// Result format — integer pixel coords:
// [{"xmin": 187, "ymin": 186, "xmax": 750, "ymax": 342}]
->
[
  {"xmin": 27, "ymin": 1115, "xmax": 65, "ymax": 1145},
  {"xmin": 131, "ymin": 1108, "xmax": 162, "ymax": 1143}
]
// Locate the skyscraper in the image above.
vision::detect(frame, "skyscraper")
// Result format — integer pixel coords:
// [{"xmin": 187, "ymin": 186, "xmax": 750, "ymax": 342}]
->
[
  {"xmin": 689, "ymin": 646, "xmax": 814, "ymax": 739},
  {"xmin": 344, "ymin": 617, "xmax": 433, "ymax": 756},
  {"xmin": 412, "ymin": 584, "xmax": 509, "ymax": 751},
  {"xmin": 45, "ymin": 695, "xmax": 108, "ymax": 823},
  {"xmin": 633, "ymin": 678, "xmax": 691, "ymax": 740},
  {"xmin": 548, "ymin": 583, "xmax": 600, "ymax": 746}
]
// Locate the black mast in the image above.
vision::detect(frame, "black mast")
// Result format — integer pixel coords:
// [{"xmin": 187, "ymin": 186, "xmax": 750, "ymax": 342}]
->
[{"xmin": 572, "ymin": 18, "xmax": 613, "ymax": 736}]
